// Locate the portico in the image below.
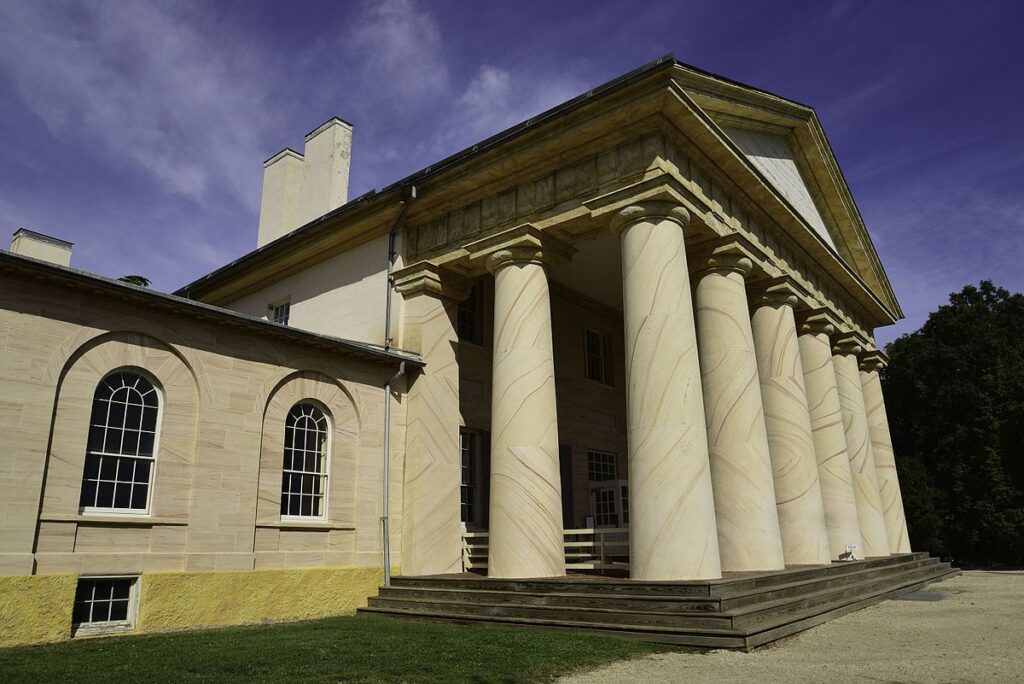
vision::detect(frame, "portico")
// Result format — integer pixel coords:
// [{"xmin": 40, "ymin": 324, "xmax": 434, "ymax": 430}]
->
[
  {"xmin": 395, "ymin": 194, "xmax": 912, "ymax": 582},
  {"xmin": 379, "ymin": 56, "xmax": 921, "ymax": 584}
]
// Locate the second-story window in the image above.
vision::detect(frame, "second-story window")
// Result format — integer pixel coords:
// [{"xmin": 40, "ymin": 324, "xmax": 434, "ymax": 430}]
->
[
  {"xmin": 270, "ymin": 299, "xmax": 291, "ymax": 326},
  {"xmin": 584, "ymin": 329, "xmax": 612, "ymax": 385}
]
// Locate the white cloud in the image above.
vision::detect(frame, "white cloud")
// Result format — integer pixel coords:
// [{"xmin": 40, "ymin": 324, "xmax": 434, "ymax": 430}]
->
[
  {"xmin": 344, "ymin": 0, "xmax": 449, "ymax": 104},
  {"xmin": 0, "ymin": 0, "xmax": 272, "ymax": 209}
]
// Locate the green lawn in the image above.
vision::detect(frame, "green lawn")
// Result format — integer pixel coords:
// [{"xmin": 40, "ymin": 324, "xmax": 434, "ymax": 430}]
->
[{"xmin": 0, "ymin": 615, "xmax": 681, "ymax": 683}]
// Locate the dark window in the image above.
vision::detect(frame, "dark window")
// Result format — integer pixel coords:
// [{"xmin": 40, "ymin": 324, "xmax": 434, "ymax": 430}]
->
[
  {"xmin": 271, "ymin": 300, "xmax": 291, "ymax": 326},
  {"xmin": 280, "ymin": 402, "xmax": 330, "ymax": 518},
  {"xmin": 73, "ymin": 577, "xmax": 135, "ymax": 629},
  {"xmin": 457, "ymin": 285, "xmax": 483, "ymax": 345},
  {"xmin": 584, "ymin": 329, "xmax": 612, "ymax": 385},
  {"xmin": 587, "ymin": 450, "xmax": 617, "ymax": 482},
  {"xmin": 592, "ymin": 489, "xmax": 618, "ymax": 527},
  {"xmin": 80, "ymin": 372, "xmax": 159, "ymax": 512}
]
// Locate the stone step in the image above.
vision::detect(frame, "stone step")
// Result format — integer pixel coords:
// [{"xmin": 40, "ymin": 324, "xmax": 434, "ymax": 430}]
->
[
  {"xmin": 390, "ymin": 552, "xmax": 930, "ymax": 598},
  {"xmin": 710, "ymin": 552, "xmax": 931, "ymax": 597},
  {"xmin": 368, "ymin": 561, "xmax": 953, "ymax": 631},
  {"xmin": 719, "ymin": 556, "xmax": 942, "ymax": 609},
  {"xmin": 361, "ymin": 556, "xmax": 960, "ymax": 649},
  {"xmin": 361, "ymin": 568, "xmax": 958, "ymax": 650},
  {"xmin": 376, "ymin": 586, "xmax": 723, "ymax": 613}
]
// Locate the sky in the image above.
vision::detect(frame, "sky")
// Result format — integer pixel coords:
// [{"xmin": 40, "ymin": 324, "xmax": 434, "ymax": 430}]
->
[{"xmin": 0, "ymin": 0, "xmax": 1021, "ymax": 346}]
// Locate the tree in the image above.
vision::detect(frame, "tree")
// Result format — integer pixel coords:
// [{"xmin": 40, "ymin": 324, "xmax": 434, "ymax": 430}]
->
[
  {"xmin": 117, "ymin": 275, "xmax": 151, "ymax": 287},
  {"xmin": 883, "ymin": 281, "xmax": 1024, "ymax": 565}
]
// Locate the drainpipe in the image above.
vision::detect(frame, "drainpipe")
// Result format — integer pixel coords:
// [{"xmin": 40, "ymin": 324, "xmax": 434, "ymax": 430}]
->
[{"xmin": 381, "ymin": 184, "xmax": 416, "ymax": 588}]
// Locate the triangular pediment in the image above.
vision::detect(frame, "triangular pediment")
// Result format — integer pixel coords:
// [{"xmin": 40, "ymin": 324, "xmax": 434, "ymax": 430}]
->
[{"xmin": 668, "ymin": 63, "xmax": 901, "ymax": 319}]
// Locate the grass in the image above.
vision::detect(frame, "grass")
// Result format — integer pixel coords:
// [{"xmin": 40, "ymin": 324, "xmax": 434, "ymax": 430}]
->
[{"xmin": 0, "ymin": 614, "xmax": 682, "ymax": 683}]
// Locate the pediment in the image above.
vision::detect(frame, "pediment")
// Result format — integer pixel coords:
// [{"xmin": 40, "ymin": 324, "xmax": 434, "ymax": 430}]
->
[{"xmin": 668, "ymin": 63, "xmax": 901, "ymax": 319}]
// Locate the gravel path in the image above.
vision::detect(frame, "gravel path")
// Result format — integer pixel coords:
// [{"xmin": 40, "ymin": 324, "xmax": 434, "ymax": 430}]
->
[{"xmin": 559, "ymin": 571, "xmax": 1024, "ymax": 683}]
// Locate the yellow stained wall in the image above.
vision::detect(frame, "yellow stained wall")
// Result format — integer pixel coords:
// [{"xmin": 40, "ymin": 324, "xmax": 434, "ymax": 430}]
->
[
  {"xmin": 0, "ymin": 567, "xmax": 388, "ymax": 647},
  {"xmin": 0, "ymin": 575, "xmax": 76, "ymax": 647},
  {"xmin": 138, "ymin": 567, "xmax": 387, "ymax": 632}
]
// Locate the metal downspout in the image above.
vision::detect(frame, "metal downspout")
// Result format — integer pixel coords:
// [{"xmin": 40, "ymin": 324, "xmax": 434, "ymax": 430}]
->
[{"xmin": 381, "ymin": 184, "xmax": 416, "ymax": 588}]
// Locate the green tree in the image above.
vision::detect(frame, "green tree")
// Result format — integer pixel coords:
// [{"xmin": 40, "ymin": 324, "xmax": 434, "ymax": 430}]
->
[{"xmin": 884, "ymin": 281, "xmax": 1024, "ymax": 565}]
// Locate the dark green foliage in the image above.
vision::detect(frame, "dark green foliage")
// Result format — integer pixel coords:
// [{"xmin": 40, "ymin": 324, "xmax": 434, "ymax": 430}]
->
[
  {"xmin": 0, "ymin": 614, "xmax": 677, "ymax": 683},
  {"xmin": 884, "ymin": 281, "xmax": 1024, "ymax": 565}
]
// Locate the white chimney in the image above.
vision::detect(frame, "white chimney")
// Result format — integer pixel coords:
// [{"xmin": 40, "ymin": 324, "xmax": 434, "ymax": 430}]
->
[
  {"xmin": 257, "ymin": 117, "xmax": 353, "ymax": 247},
  {"xmin": 10, "ymin": 228, "xmax": 73, "ymax": 267}
]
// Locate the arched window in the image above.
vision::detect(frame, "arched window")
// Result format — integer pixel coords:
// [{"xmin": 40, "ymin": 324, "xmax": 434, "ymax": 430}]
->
[
  {"xmin": 80, "ymin": 371, "xmax": 160, "ymax": 512},
  {"xmin": 281, "ymin": 402, "xmax": 330, "ymax": 518}
]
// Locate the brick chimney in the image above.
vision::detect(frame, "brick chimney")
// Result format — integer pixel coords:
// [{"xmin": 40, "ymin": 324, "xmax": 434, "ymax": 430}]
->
[
  {"xmin": 9, "ymin": 228, "xmax": 73, "ymax": 267},
  {"xmin": 257, "ymin": 117, "xmax": 353, "ymax": 247}
]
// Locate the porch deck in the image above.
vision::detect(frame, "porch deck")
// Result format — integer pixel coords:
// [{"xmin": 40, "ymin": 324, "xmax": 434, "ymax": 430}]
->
[{"xmin": 359, "ymin": 552, "xmax": 958, "ymax": 650}]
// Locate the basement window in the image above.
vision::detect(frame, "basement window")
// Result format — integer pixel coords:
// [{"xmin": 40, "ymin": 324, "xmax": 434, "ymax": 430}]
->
[{"xmin": 72, "ymin": 576, "xmax": 139, "ymax": 636}]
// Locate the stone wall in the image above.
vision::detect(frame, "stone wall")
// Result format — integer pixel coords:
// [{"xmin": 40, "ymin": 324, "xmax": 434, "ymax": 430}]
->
[{"xmin": 0, "ymin": 271, "xmax": 405, "ymax": 643}]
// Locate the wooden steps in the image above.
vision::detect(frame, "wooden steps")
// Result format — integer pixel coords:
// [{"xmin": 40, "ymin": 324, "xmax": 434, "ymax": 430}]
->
[{"xmin": 358, "ymin": 552, "xmax": 959, "ymax": 649}]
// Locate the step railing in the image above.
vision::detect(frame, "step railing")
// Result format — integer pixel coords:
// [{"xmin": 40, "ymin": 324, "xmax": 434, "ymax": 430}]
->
[{"xmin": 462, "ymin": 527, "xmax": 630, "ymax": 573}]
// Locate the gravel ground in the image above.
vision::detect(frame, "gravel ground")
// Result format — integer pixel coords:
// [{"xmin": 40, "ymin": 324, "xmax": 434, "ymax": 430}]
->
[{"xmin": 560, "ymin": 571, "xmax": 1024, "ymax": 683}]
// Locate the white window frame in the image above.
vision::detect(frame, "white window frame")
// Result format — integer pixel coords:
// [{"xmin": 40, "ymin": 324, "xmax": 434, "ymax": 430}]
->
[
  {"xmin": 80, "ymin": 369, "xmax": 162, "ymax": 517},
  {"xmin": 72, "ymin": 575, "xmax": 140, "ymax": 637},
  {"xmin": 280, "ymin": 401, "xmax": 332, "ymax": 521},
  {"xmin": 589, "ymin": 480, "xmax": 629, "ymax": 528}
]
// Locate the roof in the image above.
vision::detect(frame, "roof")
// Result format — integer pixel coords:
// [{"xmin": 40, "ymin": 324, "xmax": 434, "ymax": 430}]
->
[{"xmin": 0, "ymin": 249, "xmax": 422, "ymax": 369}]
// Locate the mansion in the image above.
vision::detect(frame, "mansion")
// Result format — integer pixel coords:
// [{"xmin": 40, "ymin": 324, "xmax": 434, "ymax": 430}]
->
[{"xmin": 0, "ymin": 56, "xmax": 914, "ymax": 646}]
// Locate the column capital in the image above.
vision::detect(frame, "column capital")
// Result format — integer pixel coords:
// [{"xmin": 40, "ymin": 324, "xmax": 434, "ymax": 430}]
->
[
  {"xmin": 465, "ymin": 224, "xmax": 575, "ymax": 275},
  {"xmin": 795, "ymin": 308, "xmax": 843, "ymax": 337},
  {"xmin": 609, "ymin": 200, "xmax": 690, "ymax": 236},
  {"xmin": 749, "ymin": 277, "xmax": 806, "ymax": 310},
  {"xmin": 693, "ymin": 236, "xmax": 767, "ymax": 280},
  {"xmin": 832, "ymin": 330, "xmax": 871, "ymax": 356},
  {"xmin": 393, "ymin": 261, "xmax": 472, "ymax": 301},
  {"xmin": 859, "ymin": 349, "xmax": 889, "ymax": 373}
]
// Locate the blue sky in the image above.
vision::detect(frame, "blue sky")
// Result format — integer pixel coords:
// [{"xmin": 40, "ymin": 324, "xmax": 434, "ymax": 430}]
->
[{"xmin": 1, "ymin": 0, "xmax": 1021, "ymax": 345}]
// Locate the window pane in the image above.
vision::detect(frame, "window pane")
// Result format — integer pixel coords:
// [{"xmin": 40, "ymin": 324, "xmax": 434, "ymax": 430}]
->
[
  {"xmin": 97, "ymin": 481, "xmax": 115, "ymax": 507},
  {"xmin": 138, "ymin": 432, "xmax": 155, "ymax": 457},
  {"xmin": 122, "ymin": 430, "xmax": 140, "ymax": 455},
  {"xmin": 114, "ymin": 483, "xmax": 131, "ymax": 509},
  {"xmin": 79, "ymin": 479, "xmax": 97, "ymax": 508},
  {"xmin": 108, "ymin": 401, "xmax": 126, "ymax": 430},
  {"xmin": 131, "ymin": 484, "xmax": 149, "ymax": 509},
  {"xmin": 83, "ymin": 454, "xmax": 100, "ymax": 480}
]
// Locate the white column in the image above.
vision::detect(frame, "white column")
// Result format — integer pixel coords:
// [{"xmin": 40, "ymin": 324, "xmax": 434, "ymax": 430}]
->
[
  {"xmin": 832, "ymin": 336, "xmax": 890, "ymax": 557},
  {"xmin": 797, "ymin": 314, "xmax": 863, "ymax": 559},
  {"xmin": 694, "ymin": 249, "xmax": 785, "ymax": 573},
  {"xmin": 750, "ymin": 284, "xmax": 831, "ymax": 566},
  {"xmin": 860, "ymin": 354, "xmax": 912, "ymax": 554},
  {"xmin": 484, "ymin": 240, "xmax": 565, "ymax": 578},
  {"xmin": 611, "ymin": 202, "xmax": 721, "ymax": 581}
]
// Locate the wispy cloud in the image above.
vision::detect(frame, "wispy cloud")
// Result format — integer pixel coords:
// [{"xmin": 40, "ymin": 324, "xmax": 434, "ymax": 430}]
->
[{"xmin": 0, "ymin": 0, "xmax": 271, "ymax": 209}]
